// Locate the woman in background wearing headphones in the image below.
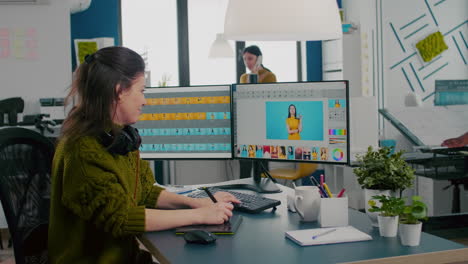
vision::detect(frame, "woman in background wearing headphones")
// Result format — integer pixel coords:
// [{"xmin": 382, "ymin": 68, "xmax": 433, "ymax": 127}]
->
[
  {"xmin": 240, "ymin": 45, "xmax": 277, "ymax": 84},
  {"xmin": 49, "ymin": 47, "xmax": 240, "ymax": 264},
  {"xmin": 239, "ymin": 45, "xmax": 276, "ymax": 179}
]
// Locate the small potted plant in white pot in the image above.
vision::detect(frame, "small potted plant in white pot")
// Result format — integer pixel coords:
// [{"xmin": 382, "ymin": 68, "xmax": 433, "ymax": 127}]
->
[
  {"xmin": 399, "ymin": 196, "xmax": 428, "ymax": 246},
  {"xmin": 354, "ymin": 146, "xmax": 415, "ymax": 227},
  {"xmin": 368, "ymin": 195, "xmax": 405, "ymax": 237}
]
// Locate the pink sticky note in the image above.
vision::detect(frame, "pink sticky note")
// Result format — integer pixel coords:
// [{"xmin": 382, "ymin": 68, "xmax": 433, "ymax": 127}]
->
[
  {"xmin": 0, "ymin": 28, "xmax": 8, "ymax": 38},
  {"xmin": 26, "ymin": 49, "xmax": 38, "ymax": 60},
  {"xmin": 25, "ymin": 39, "xmax": 37, "ymax": 49},
  {"xmin": 0, "ymin": 47, "xmax": 10, "ymax": 58},
  {"xmin": 0, "ymin": 39, "xmax": 9, "ymax": 47},
  {"xmin": 26, "ymin": 28, "xmax": 37, "ymax": 38}
]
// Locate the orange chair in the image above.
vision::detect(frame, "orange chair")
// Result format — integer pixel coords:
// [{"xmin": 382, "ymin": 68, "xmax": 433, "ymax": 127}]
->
[{"xmin": 264, "ymin": 163, "xmax": 318, "ymax": 187}]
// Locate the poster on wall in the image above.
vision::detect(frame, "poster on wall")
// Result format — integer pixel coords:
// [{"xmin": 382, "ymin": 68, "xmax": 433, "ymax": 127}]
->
[{"xmin": 74, "ymin": 37, "xmax": 114, "ymax": 65}]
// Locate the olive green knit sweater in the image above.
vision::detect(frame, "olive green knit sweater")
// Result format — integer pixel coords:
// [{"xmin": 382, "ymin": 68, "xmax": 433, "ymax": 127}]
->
[{"xmin": 48, "ymin": 136, "xmax": 164, "ymax": 264}]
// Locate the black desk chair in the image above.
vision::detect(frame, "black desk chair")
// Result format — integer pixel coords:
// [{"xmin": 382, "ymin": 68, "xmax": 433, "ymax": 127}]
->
[{"xmin": 0, "ymin": 127, "xmax": 55, "ymax": 264}]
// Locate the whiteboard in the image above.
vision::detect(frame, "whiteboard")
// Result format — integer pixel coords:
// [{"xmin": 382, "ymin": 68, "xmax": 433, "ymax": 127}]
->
[{"xmin": 0, "ymin": 0, "xmax": 71, "ymax": 115}]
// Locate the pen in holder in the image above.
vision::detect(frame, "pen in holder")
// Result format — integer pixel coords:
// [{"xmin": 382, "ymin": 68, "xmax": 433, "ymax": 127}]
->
[{"xmin": 318, "ymin": 195, "xmax": 348, "ymax": 227}]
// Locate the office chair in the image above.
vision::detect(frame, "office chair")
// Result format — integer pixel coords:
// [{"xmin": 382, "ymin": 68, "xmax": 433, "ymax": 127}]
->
[
  {"xmin": 264, "ymin": 163, "xmax": 318, "ymax": 187},
  {"xmin": 0, "ymin": 127, "xmax": 55, "ymax": 264},
  {"xmin": 0, "ymin": 97, "xmax": 25, "ymax": 126}
]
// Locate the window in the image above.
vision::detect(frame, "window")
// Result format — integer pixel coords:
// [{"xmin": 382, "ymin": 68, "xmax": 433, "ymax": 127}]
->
[
  {"xmin": 121, "ymin": 0, "xmax": 179, "ymax": 86},
  {"xmin": 188, "ymin": 0, "xmax": 236, "ymax": 85},
  {"xmin": 122, "ymin": 1, "xmax": 299, "ymax": 86},
  {"xmin": 246, "ymin": 41, "xmax": 298, "ymax": 82}
]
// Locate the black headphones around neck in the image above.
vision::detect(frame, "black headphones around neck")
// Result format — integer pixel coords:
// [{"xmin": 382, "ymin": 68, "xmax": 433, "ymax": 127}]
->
[{"xmin": 100, "ymin": 126, "xmax": 141, "ymax": 155}]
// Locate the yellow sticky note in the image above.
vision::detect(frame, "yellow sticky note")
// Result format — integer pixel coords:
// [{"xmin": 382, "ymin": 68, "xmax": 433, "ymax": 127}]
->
[{"xmin": 77, "ymin": 41, "xmax": 98, "ymax": 64}]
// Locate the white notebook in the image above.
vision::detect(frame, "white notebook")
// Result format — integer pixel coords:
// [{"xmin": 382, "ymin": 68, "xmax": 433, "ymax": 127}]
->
[{"xmin": 285, "ymin": 226, "xmax": 372, "ymax": 246}]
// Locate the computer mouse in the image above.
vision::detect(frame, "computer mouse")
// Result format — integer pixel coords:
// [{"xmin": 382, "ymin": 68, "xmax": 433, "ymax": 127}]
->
[{"xmin": 183, "ymin": 230, "xmax": 217, "ymax": 244}]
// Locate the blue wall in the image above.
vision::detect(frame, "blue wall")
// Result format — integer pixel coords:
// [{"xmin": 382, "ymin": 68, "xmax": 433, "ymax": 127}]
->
[
  {"xmin": 70, "ymin": 0, "xmax": 121, "ymax": 69},
  {"xmin": 306, "ymin": 41, "xmax": 323, "ymax": 81}
]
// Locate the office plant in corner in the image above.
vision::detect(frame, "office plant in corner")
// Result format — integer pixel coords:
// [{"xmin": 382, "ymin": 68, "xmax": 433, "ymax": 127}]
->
[
  {"xmin": 368, "ymin": 195, "xmax": 405, "ymax": 237},
  {"xmin": 353, "ymin": 146, "xmax": 415, "ymax": 227},
  {"xmin": 399, "ymin": 196, "xmax": 428, "ymax": 246}
]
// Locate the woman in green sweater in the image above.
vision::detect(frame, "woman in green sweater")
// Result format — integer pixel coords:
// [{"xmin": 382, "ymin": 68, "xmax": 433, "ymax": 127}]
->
[{"xmin": 48, "ymin": 46, "xmax": 240, "ymax": 264}]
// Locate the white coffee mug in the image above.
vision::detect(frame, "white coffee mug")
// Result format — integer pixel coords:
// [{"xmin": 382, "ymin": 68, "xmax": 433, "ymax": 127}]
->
[{"xmin": 294, "ymin": 186, "xmax": 321, "ymax": 222}]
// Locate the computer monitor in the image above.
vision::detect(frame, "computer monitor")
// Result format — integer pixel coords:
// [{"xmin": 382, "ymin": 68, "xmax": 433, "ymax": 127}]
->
[
  {"xmin": 134, "ymin": 85, "xmax": 232, "ymax": 159},
  {"xmin": 233, "ymin": 81, "xmax": 350, "ymax": 165}
]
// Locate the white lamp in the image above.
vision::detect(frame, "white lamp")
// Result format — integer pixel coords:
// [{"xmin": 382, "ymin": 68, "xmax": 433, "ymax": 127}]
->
[
  {"xmin": 208, "ymin": 33, "xmax": 234, "ymax": 58},
  {"xmin": 224, "ymin": 0, "xmax": 342, "ymax": 41},
  {"xmin": 70, "ymin": 0, "xmax": 91, "ymax": 14}
]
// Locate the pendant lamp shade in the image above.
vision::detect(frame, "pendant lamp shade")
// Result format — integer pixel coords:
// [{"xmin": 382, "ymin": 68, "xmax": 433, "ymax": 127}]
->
[
  {"xmin": 224, "ymin": 0, "xmax": 342, "ymax": 41},
  {"xmin": 208, "ymin": 33, "xmax": 234, "ymax": 58}
]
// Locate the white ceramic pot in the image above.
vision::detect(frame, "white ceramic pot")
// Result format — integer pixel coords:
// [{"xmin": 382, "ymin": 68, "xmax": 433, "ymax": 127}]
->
[
  {"xmin": 378, "ymin": 215, "xmax": 399, "ymax": 237},
  {"xmin": 364, "ymin": 189, "xmax": 391, "ymax": 227},
  {"xmin": 399, "ymin": 222, "xmax": 422, "ymax": 246}
]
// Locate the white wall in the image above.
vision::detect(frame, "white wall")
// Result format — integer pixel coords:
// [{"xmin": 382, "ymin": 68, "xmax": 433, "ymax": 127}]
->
[
  {"xmin": 379, "ymin": 0, "xmax": 468, "ymax": 145},
  {"xmin": 339, "ymin": 0, "xmax": 468, "ymax": 215},
  {"xmin": 173, "ymin": 160, "xmax": 238, "ymax": 185},
  {"xmin": 0, "ymin": 0, "xmax": 72, "ymax": 115}
]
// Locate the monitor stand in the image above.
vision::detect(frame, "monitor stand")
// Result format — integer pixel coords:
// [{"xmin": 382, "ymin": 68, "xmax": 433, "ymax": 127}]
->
[{"xmin": 216, "ymin": 161, "xmax": 282, "ymax": 193}]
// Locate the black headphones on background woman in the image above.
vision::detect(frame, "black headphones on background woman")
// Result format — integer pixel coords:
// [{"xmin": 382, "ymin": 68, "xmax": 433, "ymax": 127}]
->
[{"xmin": 100, "ymin": 126, "xmax": 141, "ymax": 155}]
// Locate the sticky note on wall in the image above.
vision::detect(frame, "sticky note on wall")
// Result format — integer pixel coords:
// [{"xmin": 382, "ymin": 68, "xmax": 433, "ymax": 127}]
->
[
  {"xmin": 77, "ymin": 41, "xmax": 98, "ymax": 64},
  {"xmin": 416, "ymin": 31, "xmax": 448, "ymax": 62}
]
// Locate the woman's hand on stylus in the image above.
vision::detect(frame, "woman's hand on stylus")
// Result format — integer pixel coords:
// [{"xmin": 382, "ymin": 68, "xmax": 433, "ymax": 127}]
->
[
  {"xmin": 196, "ymin": 203, "xmax": 233, "ymax": 225},
  {"xmin": 192, "ymin": 192, "xmax": 241, "ymax": 208}
]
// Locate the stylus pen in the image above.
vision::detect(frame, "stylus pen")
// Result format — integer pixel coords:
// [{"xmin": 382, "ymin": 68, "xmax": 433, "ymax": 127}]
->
[
  {"xmin": 312, "ymin": 228, "xmax": 337, "ymax": 240},
  {"xmin": 202, "ymin": 187, "xmax": 231, "ymax": 223},
  {"xmin": 202, "ymin": 187, "xmax": 218, "ymax": 203}
]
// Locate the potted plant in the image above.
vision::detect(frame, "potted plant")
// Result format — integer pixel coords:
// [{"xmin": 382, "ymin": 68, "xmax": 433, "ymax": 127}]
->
[
  {"xmin": 368, "ymin": 195, "xmax": 405, "ymax": 237},
  {"xmin": 354, "ymin": 146, "xmax": 415, "ymax": 226},
  {"xmin": 399, "ymin": 196, "xmax": 428, "ymax": 246}
]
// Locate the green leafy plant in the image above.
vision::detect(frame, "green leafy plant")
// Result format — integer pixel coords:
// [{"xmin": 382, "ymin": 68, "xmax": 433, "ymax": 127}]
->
[
  {"xmin": 400, "ymin": 196, "xmax": 428, "ymax": 224},
  {"xmin": 353, "ymin": 146, "xmax": 415, "ymax": 192},
  {"xmin": 158, "ymin": 73, "xmax": 171, "ymax": 87},
  {"xmin": 368, "ymin": 195, "xmax": 405, "ymax": 217}
]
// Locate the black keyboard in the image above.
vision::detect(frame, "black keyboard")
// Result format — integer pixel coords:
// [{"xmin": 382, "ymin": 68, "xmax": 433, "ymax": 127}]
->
[{"xmin": 188, "ymin": 187, "xmax": 281, "ymax": 214}]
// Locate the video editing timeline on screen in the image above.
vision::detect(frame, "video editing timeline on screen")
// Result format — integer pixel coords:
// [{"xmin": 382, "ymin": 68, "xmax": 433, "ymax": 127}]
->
[{"xmin": 134, "ymin": 86, "xmax": 232, "ymax": 159}]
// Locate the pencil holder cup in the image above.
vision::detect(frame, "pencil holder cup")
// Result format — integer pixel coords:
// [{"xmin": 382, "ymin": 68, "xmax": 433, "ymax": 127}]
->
[{"xmin": 319, "ymin": 195, "xmax": 348, "ymax": 227}]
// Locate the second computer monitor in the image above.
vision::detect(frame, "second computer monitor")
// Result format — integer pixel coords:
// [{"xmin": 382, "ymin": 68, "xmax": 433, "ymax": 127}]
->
[
  {"xmin": 135, "ymin": 85, "xmax": 232, "ymax": 159},
  {"xmin": 233, "ymin": 81, "xmax": 349, "ymax": 164}
]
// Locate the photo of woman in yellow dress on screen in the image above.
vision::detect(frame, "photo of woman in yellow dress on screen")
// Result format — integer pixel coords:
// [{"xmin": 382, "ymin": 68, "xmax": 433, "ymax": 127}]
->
[
  {"xmin": 248, "ymin": 145, "xmax": 256, "ymax": 158},
  {"xmin": 286, "ymin": 104, "xmax": 302, "ymax": 140},
  {"xmin": 278, "ymin": 146, "xmax": 287, "ymax": 159}
]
